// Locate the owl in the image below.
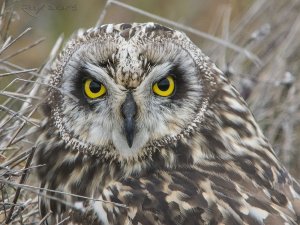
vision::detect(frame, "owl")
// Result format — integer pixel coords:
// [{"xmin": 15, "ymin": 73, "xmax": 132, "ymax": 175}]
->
[{"xmin": 35, "ymin": 23, "xmax": 300, "ymax": 225}]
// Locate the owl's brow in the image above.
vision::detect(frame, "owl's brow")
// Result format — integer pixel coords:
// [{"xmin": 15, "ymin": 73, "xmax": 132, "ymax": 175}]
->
[
  {"xmin": 144, "ymin": 62, "xmax": 173, "ymax": 82},
  {"xmin": 84, "ymin": 62, "xmax": 113, "ymax": 81},
  {"xmin": 82, "ymin": 62, "xmax": 123, "ymax": 91},
  {"xmin": 68, "ymin": 60, "xmax": 115, "ymax": 86}
]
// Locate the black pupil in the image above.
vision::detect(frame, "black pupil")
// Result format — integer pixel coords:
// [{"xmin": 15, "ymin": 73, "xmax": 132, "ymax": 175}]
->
[
  {"xmin": 158, "ymin": 78, "xmax": 170, "ymax": 91},
  {"xmin": 89, "ymin": 80, "xmax": 101, "ymax": 93}
]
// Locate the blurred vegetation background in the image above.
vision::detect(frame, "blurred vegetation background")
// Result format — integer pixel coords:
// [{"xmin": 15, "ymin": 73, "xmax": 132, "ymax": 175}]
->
[
  {"xmin": 3, "ymin": 0, "xmax": 255, "ymax": 67},
  {"xmin": 0, "ymin": 0, "xmax": 300, "ymax": 223}
]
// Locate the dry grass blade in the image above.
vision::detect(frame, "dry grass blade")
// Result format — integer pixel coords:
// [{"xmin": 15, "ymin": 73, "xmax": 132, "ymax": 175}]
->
[
  {"xmin": 37, "ymin": 211, "xmax": 53, "ymax": 225},
  {"xmin": 0, "ymin": 105, "xmax": 39, "ymax": 127},
  {"xmin": 0, "ymin": 27, "xmax": 32, "ymax": 55},
  {"xmin": 1, "ymin": 180, "xmax": 128, "ymax": 209},
  {"xmin": 0, "ymin": 38, "xmax": 45, "ymax": 62},
  {"xmin": 0, "ymin": 68, "xmax": 37, "ymax": 78},
  {"xmin": 4, "ymin": 147, "xmax": 35, "ymax": 224},
  {"xmin": 110, "ymin": 0, "xmax": 261, "ymax": 65},
  {"xmin": 96, "ymin": 0, "xmax": 113, "ymax": 26}
]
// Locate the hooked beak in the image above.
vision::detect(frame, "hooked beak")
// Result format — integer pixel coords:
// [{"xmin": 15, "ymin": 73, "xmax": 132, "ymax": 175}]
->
[{"xmin": 121, "ymin": 92, "xmax": 137, "ymax": 148}]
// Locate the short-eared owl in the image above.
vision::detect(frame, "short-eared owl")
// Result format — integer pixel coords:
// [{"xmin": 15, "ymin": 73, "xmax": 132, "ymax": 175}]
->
[{"xmin": 35, "ymin": 23, "xmax": 300, "ymax": 225}]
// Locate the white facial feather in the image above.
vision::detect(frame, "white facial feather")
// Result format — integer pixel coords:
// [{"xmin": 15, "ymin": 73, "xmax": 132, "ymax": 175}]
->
[
  {"xmin": 55, "ymin": 38, "xmax": 203, "ymax": 158},
  {"xmin": 47, "ymin": 23, "xmax": 214, "ymax": 161}
]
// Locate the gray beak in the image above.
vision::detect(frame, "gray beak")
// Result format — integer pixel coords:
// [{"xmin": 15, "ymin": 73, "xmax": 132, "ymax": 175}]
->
[{"xmin": 121, "ymin": 92, "xmax": 137, "ymax": 148}]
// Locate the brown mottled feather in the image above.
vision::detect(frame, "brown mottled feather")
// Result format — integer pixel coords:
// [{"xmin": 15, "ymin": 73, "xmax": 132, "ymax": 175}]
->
[{"xmin": 35, "ymin": 23, "xmax": 300, "ymax": 225}]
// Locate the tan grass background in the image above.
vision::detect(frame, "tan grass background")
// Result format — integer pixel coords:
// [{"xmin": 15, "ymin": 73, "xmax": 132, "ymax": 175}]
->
[{"xmin": 0, "ymin": 0, "xmax": 300, "ymax": 223}]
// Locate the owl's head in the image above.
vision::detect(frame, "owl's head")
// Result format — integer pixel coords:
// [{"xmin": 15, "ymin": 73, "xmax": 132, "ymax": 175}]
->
[{"xmin": 46, "ymin": 23, "xmax": 222, "ymax": 160}]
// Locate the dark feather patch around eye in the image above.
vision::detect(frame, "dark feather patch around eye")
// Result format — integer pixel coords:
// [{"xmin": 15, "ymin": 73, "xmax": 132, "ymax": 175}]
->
[
  {"xmin": 70, "ymin": 66, "xmax": 98, "ymax": 110},
  {"xmin": 167, "ymin": 65, "xmax": 189, "ymax": 101}
]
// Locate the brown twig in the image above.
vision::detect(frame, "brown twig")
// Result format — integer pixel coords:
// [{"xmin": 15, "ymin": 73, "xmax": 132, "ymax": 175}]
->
[{"xmin": 4, "ymin": 147, "xmax": 35, "ymax": 224}]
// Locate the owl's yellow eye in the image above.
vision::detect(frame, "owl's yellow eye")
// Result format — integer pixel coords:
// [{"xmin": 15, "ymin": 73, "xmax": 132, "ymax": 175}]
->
[
  {"xmin": 152, "ymin": 76, "xmax": 175, "ymax": 97},
  {"xmin": 84, "ymin": 79, "xmax": 106, "ymax": 99}
]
